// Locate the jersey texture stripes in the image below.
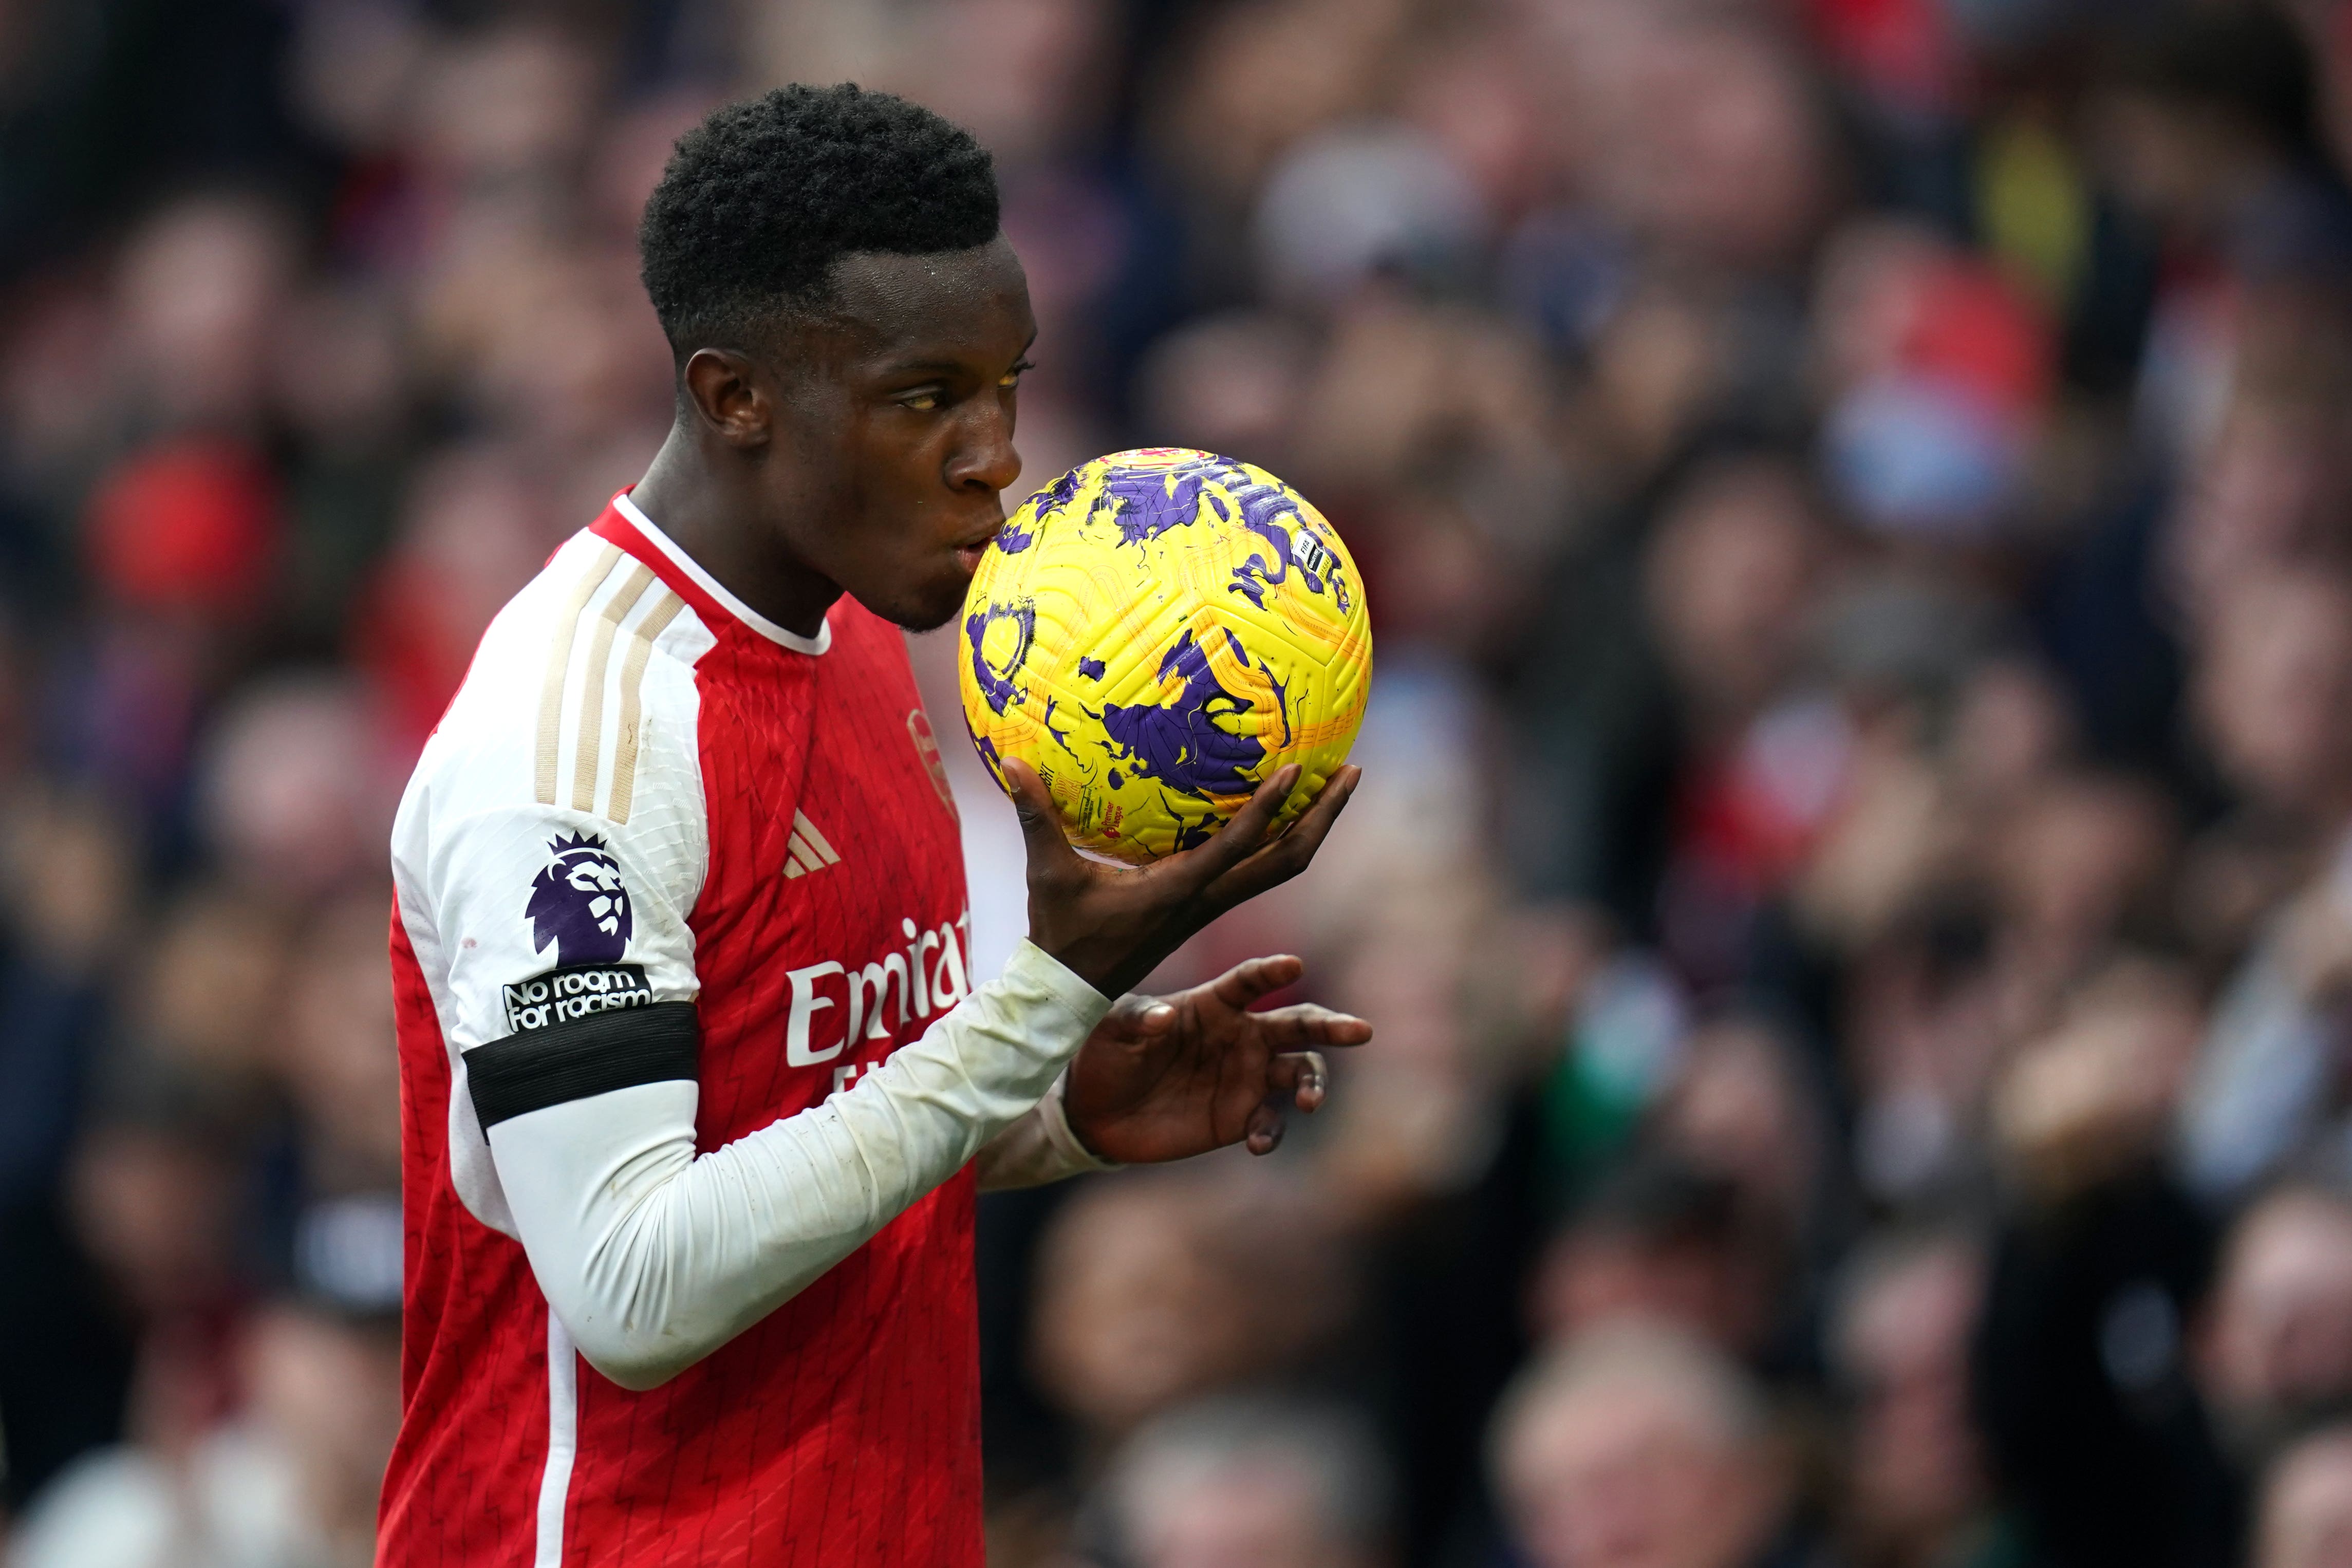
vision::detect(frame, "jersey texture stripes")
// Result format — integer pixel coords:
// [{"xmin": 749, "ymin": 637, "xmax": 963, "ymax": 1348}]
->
[{"xmin": 382, "ymin": 493, "xmax": 981, "ymax": 1566}]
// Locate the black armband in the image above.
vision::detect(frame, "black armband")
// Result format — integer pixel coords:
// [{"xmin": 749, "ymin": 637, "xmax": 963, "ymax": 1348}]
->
[{"xmin": 466, "ymin": 988, "xmax": 699, "ymax": 1129}]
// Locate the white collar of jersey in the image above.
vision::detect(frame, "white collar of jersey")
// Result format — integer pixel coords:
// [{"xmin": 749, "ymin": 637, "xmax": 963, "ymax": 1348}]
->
[{"xmin": 613, "ymin": 491, "xmax": 832, "ymax": 656}]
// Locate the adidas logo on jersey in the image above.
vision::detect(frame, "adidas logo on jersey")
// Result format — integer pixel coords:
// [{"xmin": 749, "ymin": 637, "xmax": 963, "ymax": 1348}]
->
[{"xmin": 783, "ymin": 811, "xmax": 841, "ymax": 879}]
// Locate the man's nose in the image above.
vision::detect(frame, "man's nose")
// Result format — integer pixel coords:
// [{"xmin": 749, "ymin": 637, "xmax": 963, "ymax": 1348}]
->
[{"xmin": 948, "ymin": 405, "xmax": 1021, "ymax": 495}]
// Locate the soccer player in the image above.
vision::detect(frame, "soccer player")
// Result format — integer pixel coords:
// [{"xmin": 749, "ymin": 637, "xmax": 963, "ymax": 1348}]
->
[{"xmin": 377, "ymin": 83, "xmax": 1367, "ymax": 1567}]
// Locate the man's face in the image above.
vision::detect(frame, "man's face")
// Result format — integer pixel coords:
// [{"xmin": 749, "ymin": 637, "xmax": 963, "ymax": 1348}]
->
[{"xmin": 761, "ymin": 237, "xmax": 1036, "ymax": 631}]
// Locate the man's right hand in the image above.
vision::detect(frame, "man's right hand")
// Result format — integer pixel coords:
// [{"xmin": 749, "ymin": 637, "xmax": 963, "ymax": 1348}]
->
[{"xmin": 1002, "ymin": 758, "xmax": 1362, "ymax": 999}]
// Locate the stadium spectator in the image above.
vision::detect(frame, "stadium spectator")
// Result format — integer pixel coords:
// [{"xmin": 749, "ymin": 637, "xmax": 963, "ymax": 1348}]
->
[
  {"xmin": 1080, "ymin": 1397, "xmax": 1392, "ymax": 1568},
  {"xmin": 1026, "ymin": 1170, "xmax": 1354, "ymax": 1445},
  {"xmin": 10, "ymin": 1292, "xmax": 400, "ymax": 1568},
  {"xmin": 1528, "ymin": 1155, "xmax": 1783, "ymax": 1367},
  {"xmin": 1490, "ymin": 1319, "xmax": 1805, "ymax": 1568},
  {"xmin": 1977, "ymin": 964, "xmax": 2241, "ymax": 1568},
  {"xmin": 2202, "ymin": 1184, "xmax": 2352, "ymax": 1468},
  {"xmin": 1825, "ymin": 1230, "xmax": 2004, "ymax": 1568},
  {"xmin": 2255, "ymin": 1424, "xmax": 2352, "ymax": 1568},
  {"xmin": 2180, "ymin": 568, "xmax": 2352, "ymax": 1202}
]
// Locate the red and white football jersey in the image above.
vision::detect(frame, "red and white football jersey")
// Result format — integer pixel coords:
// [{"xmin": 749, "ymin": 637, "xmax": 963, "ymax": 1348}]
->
[{"xmin": 382, "ymin": 493, "xmax": 983, "ymax": 1566}]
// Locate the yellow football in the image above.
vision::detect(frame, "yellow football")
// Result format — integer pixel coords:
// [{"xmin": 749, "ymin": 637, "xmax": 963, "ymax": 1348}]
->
[{"xmin": 958, "ymin": 447, "xmax": 1372, "ymax": 863}]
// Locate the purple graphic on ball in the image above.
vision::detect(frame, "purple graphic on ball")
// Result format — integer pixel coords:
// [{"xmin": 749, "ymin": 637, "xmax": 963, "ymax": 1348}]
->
[
  {"xmin": 1103, "ymin": 455, "xmax": 1237, "ymax": 546},
  {"xmin": 527, "ymin": 832, "xmax": 632, "ymax": 965},
  {"xmin": 997, "ymin": 464, "xmax": 1089, "ymax": 556},
  {"xmin": 964, "ymin": 600, "xmax": 1036, "ymax": 715},
  {"xmin": 1229, "ymin": 509, "xmax": 1350, "ymax": 613},
  {"xmin": 993, "ymin": 518, "xmax": 1036, "ymax": 554},
  {"xmin": 1099, "ymin": 626, "xmax": 1285, "ymax": 801},
  {"xmin": 1042, "ymin": 697, "xmax": 1075, "ymax": 754},
  {"xmin": 1036, "ymin": 464, "xmax": 1087, "ymax": 513}
]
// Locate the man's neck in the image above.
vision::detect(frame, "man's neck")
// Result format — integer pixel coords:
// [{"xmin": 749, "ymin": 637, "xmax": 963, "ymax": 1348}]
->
[{"xmin": 629, "ymin": 427, "xmax": 841, "ymax": 639}]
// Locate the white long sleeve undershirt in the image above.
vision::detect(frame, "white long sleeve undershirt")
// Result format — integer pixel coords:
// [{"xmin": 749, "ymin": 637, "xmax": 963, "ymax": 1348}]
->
[{"xmin": 482, "ymin": 940, "xmax": 1114, "ymax": 1391}]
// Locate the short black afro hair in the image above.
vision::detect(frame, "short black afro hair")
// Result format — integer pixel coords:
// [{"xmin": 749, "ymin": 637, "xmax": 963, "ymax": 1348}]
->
[{"xmin": 639, "ymin": 83, "xmax": 1000, "ymax": 356}]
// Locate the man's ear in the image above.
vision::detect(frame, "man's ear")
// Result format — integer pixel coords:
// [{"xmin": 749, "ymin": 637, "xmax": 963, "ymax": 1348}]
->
[{"xmin": 681, "ymin": 347, "xmax": 771, "ymax": 449}]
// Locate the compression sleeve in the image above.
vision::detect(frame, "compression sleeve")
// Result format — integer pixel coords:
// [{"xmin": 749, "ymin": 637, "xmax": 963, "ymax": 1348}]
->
[
  {"xmin": 482, "ymin": 940, "xmax": 1110, "ymax": 1391},
  {"xmin": 973, "ymin": 1067, "xmax": 1121, "ymax": 1190}
]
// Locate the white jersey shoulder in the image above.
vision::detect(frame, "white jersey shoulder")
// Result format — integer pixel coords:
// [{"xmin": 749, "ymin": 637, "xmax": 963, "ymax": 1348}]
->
[{"xmin": 390, "ymin": 529, "xmax": 718, "ymax": 1236}]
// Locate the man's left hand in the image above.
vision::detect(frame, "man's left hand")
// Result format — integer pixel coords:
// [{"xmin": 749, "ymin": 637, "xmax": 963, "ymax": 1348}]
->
[{"xmin": 1062, "ymin": 955, "xmax": 1371, "ymax": 1165}]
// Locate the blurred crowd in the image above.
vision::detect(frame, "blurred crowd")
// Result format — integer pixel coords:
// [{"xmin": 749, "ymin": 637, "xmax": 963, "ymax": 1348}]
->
[{"xmin": 16, "ymin": 0, "xmax": 2352, "ymax": 1565}]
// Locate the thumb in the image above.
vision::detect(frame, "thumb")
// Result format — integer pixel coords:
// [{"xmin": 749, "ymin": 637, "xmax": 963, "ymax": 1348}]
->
[
  {"xmin": 1001, "ymin": 758, "xmax": 1081, "ymax": 879},
  {"xmin": 1099, "ymin": 992, "xmax": 1178, "ymax": 1041}
]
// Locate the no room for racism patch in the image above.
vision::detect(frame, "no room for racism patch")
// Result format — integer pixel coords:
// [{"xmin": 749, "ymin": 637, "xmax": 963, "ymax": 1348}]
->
[{"xmin": 503, "ymin": 963, "xmax": 656, "ymax": 1034}]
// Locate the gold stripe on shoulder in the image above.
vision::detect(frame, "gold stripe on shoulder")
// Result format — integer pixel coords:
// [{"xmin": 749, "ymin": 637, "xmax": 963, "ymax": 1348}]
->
[
  {"xmin": 606, "ymin": 589, "xmax": 687, "ymax": 825},
  {"xmin": 535, "ymin": 543, "xmax": 622, "ymax": 806},
  {"xmin": 570, "ymin": 563, "xmax": 656, "ymax": 813}
]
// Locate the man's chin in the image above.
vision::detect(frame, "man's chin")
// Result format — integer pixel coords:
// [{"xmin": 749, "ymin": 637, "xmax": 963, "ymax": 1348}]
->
[
  {"xmin": 844, "ymin": 558, "xmax": 974, "ymax": 634},
  {"xmin": 867, "ymin": 584, "xmax": 966, "ymax": 634},
  {"xmin": 892, "ymin": 603, "xmax": 962, "ymax": 633}
]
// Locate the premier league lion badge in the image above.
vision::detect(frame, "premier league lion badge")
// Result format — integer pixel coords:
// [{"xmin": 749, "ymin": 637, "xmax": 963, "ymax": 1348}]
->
[{"xmin": 527, "ymin": 831, "xmax": 632, "ymax": 965}]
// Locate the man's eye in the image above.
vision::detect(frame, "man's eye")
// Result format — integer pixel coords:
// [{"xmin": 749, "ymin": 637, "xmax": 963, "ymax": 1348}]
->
[
  {"xmin": 899, "ymin": 391, "xmax": 941, "ymax": 412},
  {"xmin": 999, "ymin": 359, "xmax": 1034, "ymax": 389}
]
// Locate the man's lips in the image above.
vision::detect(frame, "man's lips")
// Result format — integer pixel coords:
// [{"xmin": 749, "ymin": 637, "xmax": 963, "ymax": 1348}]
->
[{"xmin": 953, "ymin": 519, "xmax": 1004, "ymax": 572}]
